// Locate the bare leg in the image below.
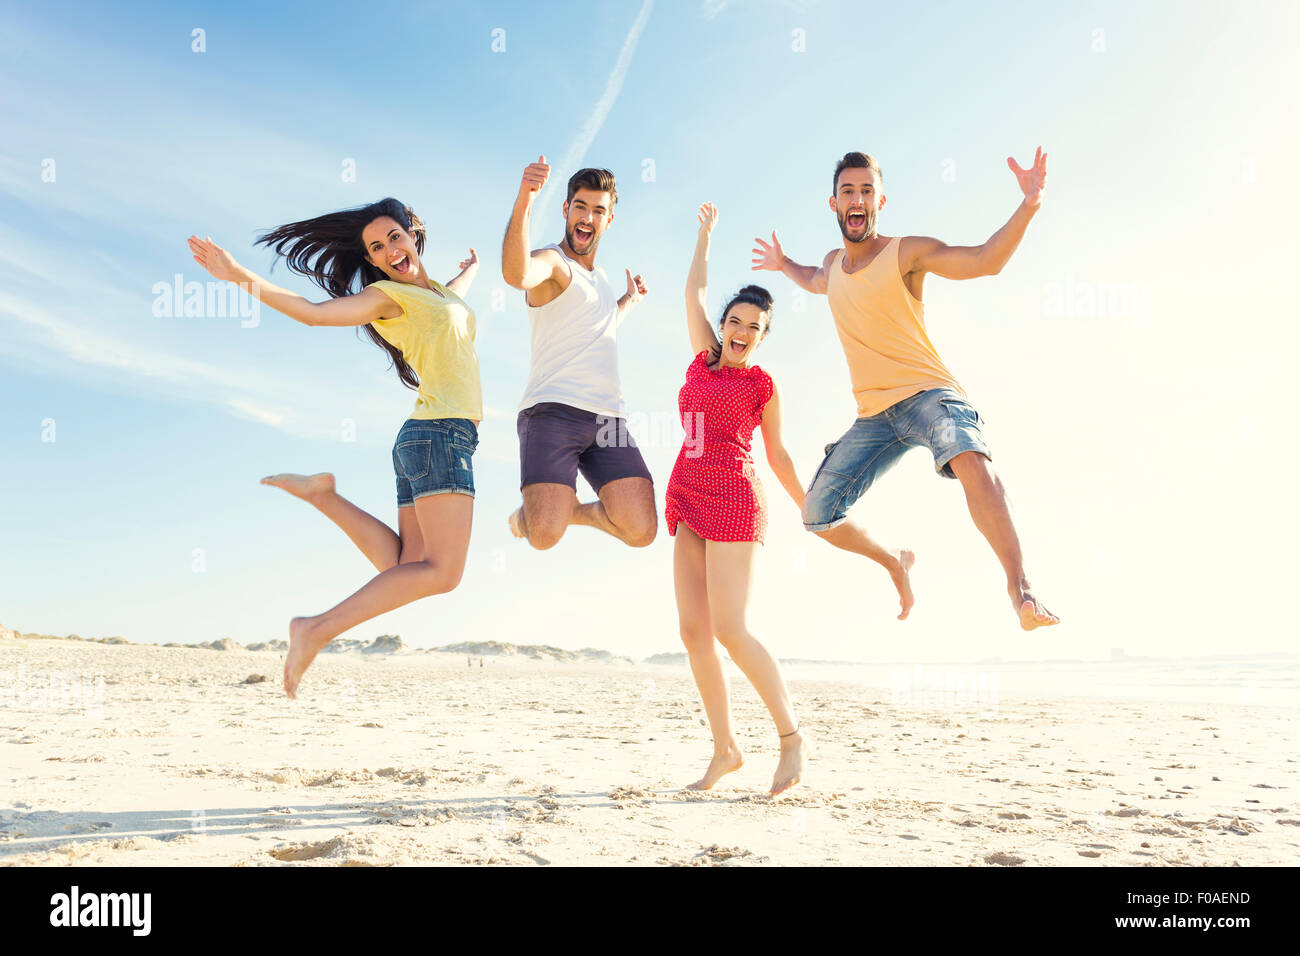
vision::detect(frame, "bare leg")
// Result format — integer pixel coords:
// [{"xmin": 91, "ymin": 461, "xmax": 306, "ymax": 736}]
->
[
  {"xmin": 511, "ymin": 478, "xmax": 656, "ymax": 549},
  {"xmin": 571, "ymin": 477, "xmax": 657, "ymax": 547},
  {"xmin": 947, "ymin": 452, "xmax": 1059, "ymax": 631},
  {"xmin": 814, "ymin": 520, "xmax": 915, "ymax": 620},
  {"xmin": 262, "ymin": 473, "xmax": 400, "ymax": 572},
  {"xmin": 674, "ymin": 525, "xmax": 744, "ymax": 790},
  {"xmin": 508, "ymin": 483, "xmax": 577, "ymax": 550},
  {"xmin": 706, "ymin": 539, "xmax": 805, "ymax": 796},
  {"xmin": 283, "ymin": 493, "xmax": 473, "ymax": 698}
]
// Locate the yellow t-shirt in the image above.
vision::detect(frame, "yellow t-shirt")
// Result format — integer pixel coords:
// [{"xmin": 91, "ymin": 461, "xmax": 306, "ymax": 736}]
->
[
  {"xmin": 369, "ymin": 279, "xmax": 483, "ymax": 422},
  {"xmin": 825, "ymin": 239, "xmax": 964, "ymax": 418}
]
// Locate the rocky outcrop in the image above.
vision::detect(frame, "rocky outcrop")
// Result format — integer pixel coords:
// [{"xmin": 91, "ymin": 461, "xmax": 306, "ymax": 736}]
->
[
  {"xmin": 195, "ymin": 638, "xmax": 242, "ymax": 651},
  {"xmin": 435, "ymin": 641, "xmax": 632, "ymax": 664},
  {"xmin": 362, "ymin": 635, "xmax": 403, "ymax": 655}
]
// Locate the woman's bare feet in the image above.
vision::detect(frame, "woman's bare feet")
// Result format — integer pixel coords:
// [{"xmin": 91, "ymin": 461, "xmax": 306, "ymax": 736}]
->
[
  {"xmin": 261, "ymin": 472, "xmax": 335, "ymax": 504},
  {"xmin": 507, "ymin": 506, "xmax": 528, "ymax": 539},
  {"xmin": 1015, "ymin": 589, "xmax": 1059, "ymax": 631},
  {"xmin": 890, "ymin": 549, "xmax": 916, "ymax": 620},
  {"xmin": 283, "ymin": 616, "xmax": 333, "ymax": 699},
  {"xmin": 686, "ymin": 744, "xmax": 744, "ymax": 791},
  {"xmin": 770, "ymin": 730, "xmax": 806, "ymax": 796}
]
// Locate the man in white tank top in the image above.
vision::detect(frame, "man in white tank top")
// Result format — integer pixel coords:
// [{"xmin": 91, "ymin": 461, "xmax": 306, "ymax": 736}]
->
[
  {"xmin": 754, "ymin": 149, "xmax": 1058, "ymax": 632},
  {"xmin": 501, "ymin": 156, "xmax": 657, "ymax": 550}
]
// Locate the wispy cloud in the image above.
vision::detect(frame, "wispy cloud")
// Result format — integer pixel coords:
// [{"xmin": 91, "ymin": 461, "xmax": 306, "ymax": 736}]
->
[
  {"xmin": 700, "ymin": 0, "xmax": 810, "ymax": 21},
  {"xmin": 537, "ymin": 0, "xmax": 655, "ymax": 216},
  {"xmin": 0, "ymin": 282, "xmax": 398, "ymax": 443},
  {"xmin": 227, "ymin": 397, "xmax": 287, "ymax": 428}
]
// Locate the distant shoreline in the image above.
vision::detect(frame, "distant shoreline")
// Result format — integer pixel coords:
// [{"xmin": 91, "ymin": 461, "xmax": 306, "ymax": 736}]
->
[{"xmin": 3, "ymin": 626, "xmax": 1297, "ymax": 669}]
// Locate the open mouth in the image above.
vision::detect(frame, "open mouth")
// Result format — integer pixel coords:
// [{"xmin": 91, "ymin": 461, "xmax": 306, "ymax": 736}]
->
[
  {"xmin": 390, "ymin": 254, "xmax": 412, "ymax": 275},
  {"xmin": 846, "ymin": 211, "xmax": 866, "ymax": 230},
  {"xmin": 574, "ymin": 225, "xmax": 594, "ymax": 243},
  {"xmin": 728, "ymin": 338, "xmax": 748, "ymax": 356}
]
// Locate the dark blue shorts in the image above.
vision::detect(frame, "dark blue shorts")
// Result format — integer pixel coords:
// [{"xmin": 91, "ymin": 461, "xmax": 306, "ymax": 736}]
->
[
  {"xmin": 517, "ymin": 402, "xmax": 653, "ymax": 493},
  {"xmin": 392, "ymin": 418, "xmax": 478, "ymax": 507}
]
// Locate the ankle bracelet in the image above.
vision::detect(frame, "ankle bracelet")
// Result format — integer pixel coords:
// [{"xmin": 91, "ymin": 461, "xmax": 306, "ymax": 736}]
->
[{"xmin": 780, "ymin": 726, "xmax": 800, "ymax": 738}]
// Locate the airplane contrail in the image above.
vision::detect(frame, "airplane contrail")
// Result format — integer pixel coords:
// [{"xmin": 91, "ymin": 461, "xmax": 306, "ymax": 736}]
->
[{"xmin": 537, "ymin": 0, "xmax": 654, "ymax": 216}]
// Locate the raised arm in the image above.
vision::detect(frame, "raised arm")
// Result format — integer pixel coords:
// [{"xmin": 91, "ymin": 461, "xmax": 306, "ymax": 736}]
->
[
  {"xmin": 501, "ymin": 155, "xmax": 568, "ymax": 295},
  {"xmin": 444, "ymin": 247, "xmax": 479, "ymax": 298},
  {"xmin": 684, "ymin": 202, "xmax": 722, "ymax": 357},
  {"xmin": 187, "ymin": 235, "xmax": 398, "ymax": 326},
  {"xmin": 752, "ymin": 231, "xmax": 831, "ymax": 295},
  {"xmin": 617, "ymin": 268, "xmax": 648, "ymax": 322},
  {"xmin": 758, "ymin": 379, "xmax": 805, "ymax": 509},
  {"xmin": 904, "ymin": 146, "xmax": 1048, "ymax": 281}
]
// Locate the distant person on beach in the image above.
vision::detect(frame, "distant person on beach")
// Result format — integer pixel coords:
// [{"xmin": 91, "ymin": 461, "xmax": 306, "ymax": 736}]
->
[
  {"xmin": 753, "ymin": 148, "xmax": 1059, "ymax": 630},
  {"xmin": 667, "ymin": 203, "xmax": 808, "ymax": 796},
  {"xmin": 188, "ymin": 198, "xmax": 484, "ymax": 697},
  {"xmin": 500, "ymin": 157, "xmax": 657, "ymax": 551}
]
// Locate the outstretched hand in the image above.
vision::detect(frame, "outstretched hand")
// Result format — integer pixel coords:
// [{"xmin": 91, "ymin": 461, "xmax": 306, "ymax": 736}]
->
[
  {"xmin": 624, "ymin": 268, "xmax": 648, "ymax": 309},
  {"xmin": 1007, "ymin": 146, "xmax": 1047, "ymax": 208},
  {"xmin": 697, "ymin": 202, "xmax": 719, "ymax": 235},
  {"xmin": 459, "ymin": 247, "xmax": 479, "ymax": 271},
  {"xmin": 187, "ymin": 235, "xmax": 243, "ymax": 282},
  {"xmin": 751, "ymin": 231, "xmax": 785, "ymax": 272}
]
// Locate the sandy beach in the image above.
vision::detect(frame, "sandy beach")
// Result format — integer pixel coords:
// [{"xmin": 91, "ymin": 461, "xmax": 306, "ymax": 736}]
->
[{"xmin": 2, "ymin": 633, "xmax": 1297, "ymax": 867}]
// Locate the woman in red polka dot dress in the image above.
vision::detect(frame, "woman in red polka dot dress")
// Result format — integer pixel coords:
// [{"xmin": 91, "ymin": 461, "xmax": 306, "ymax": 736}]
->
[{"xmin": 666, "ymin": 203, "xmax": 809, "ymax": 797}]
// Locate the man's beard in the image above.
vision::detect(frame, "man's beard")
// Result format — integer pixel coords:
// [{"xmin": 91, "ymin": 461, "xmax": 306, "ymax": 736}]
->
[
  {"xmin": 565, "ymin": 223, "xmax": 600, "ymax": 256},
  {"xmin": 838, "ymin": 205, "xmax": 878, "ymax": 244}
]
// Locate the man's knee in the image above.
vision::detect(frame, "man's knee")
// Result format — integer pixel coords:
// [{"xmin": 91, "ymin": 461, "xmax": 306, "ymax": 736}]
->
[
  {"xmin": 801, "ymin": 491, "xmax": 841, "ymax": 533},
  {"xmin": 625, "ymin": 512, "xmax": 657, "ymax": 548},
  {"xmin": 526, "ymin": 522, "xmax": 565, "ymax": 550}
]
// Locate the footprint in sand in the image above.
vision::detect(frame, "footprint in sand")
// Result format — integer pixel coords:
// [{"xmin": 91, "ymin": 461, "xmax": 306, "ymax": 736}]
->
[
  {"xmin": 267, "ymin": 834, "xmax": 395, "ymax": 865},
  {"xmin": 983, "ymin": 851, "xmax": 1025, "ymax": 866}
]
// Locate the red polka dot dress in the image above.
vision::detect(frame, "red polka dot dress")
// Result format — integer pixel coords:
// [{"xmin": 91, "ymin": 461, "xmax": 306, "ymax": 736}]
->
[{"xmin": 665, "ymin": 350, "xmax": 775, "ymax": 543}]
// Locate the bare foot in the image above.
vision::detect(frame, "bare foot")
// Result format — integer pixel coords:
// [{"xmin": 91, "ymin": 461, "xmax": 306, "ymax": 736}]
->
[
  {"xmin": 507, "ymin": 506, "xmax": 528, "ymax": 540},
  {"xmin": 283, "ymin": 616, "xmax": 332, "ymax": 699},
  {"xmin": 890, "ymin": 549, "xmax": 916, "ymax": 620},
  {"xmin": 686, "ymin": 745, "xmax": 744, "ymax": 791},
  {"xmin": 1015, "ymin": 590, "xmax": 1059, "ymax": 631},
  {"xmin": 261, "ymin": 472, "xmax": 334, "ymax": 504},
  {"xmin": 770, "ymin": 731, "xmax": 806, "ymax": 797}
]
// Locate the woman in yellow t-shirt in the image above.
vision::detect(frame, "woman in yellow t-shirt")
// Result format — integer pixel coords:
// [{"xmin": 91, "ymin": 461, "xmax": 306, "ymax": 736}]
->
[{"xmin": 187, "ymin": 197, "xmax": 483, "ymax": 698}]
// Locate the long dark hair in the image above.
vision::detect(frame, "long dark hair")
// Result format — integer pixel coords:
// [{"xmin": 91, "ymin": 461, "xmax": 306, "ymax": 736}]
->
[
  {"xmin": 255, "ymin": 197, "xmax": 426, "ymax": 390},
  {"xmin": 711, "ymin": 284, "xmax": 774, "ymax": 361}
]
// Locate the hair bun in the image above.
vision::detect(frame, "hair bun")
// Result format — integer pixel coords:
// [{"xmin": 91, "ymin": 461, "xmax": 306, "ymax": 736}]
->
[{"xmin": 738, "ymin": 285, "xmax": 773, "ymax": 310}]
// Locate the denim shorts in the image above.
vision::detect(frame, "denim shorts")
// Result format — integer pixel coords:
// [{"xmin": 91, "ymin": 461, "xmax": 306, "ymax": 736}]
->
[
  {"xmin": 392, "ymin": 418, "xmax": 479, "ymax": 507},
  {"xmin": 801, "ymin": 388, "xmax": 991, "ymax": 531}
]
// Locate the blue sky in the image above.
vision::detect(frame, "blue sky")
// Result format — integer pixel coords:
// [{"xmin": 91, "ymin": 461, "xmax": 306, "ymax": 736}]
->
[{"xmin": 3, "ymin": 0, "xmax": 1298, "ymax": 662}]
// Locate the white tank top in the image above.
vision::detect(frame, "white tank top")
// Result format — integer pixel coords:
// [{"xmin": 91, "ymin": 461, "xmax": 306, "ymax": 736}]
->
[{"xmin": 518, "ymin": 243, "xmax": 624, "ymax": 417}]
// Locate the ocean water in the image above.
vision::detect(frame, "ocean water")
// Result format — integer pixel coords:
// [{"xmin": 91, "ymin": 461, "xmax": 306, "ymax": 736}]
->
[{"xmin": 774, "ymin": 657, "xmax": 1300, "ymax": 711}]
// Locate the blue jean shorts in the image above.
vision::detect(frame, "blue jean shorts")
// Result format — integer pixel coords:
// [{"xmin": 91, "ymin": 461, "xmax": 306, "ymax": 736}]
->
[
  {"xmin": 392, "ymin": 418, "xmax": 478, "ymax": 507},
  {"xmin": 801, "ymin": 388, "xmax": 991, "ymax": 531}
]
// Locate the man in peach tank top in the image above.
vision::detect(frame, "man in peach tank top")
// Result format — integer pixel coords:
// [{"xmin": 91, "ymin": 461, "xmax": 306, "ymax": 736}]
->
[{"xmin": 753, "ymin": 149, "xmax": 1057, "ymax": 631}]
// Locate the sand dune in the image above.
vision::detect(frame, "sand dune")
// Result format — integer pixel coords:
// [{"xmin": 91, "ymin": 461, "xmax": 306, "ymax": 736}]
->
[{"xmin": 1, "ymin": 634, "xmax": 1296, "ymax": 866}]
